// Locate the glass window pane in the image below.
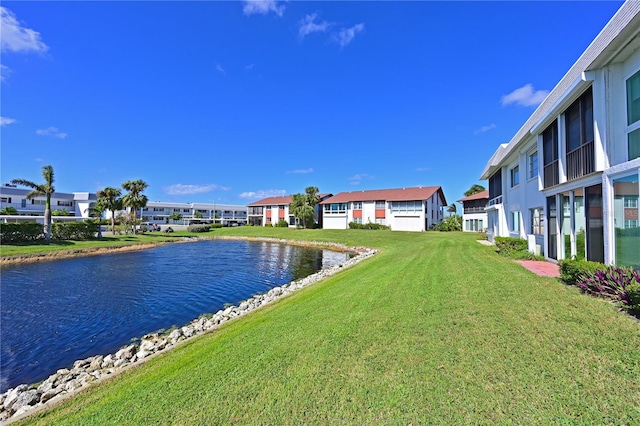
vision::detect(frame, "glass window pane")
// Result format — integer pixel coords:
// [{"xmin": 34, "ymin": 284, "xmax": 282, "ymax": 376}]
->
[
  {"xmin": 629, "ymin": 128, "xmax": 640, "ymax": 160},
  {"xmin": 613, "ymin": 175, "xmax": 640, "ymax": 268},
  {"xmin": 627, "ymin": 70, "xmax": 640, "ymax": 125}
]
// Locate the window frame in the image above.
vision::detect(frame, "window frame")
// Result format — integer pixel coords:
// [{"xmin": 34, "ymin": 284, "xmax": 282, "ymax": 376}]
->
[
  {"xmin": 510, "ymin": 165, "xmax": 520, "ymax": 188},
  {"xmin": 527, "ymin": 150, "xmax": 539, "ymax": 181},
  {"xmin": 626, "ymin": 69, "xmax": 640, "ymax": 160}
]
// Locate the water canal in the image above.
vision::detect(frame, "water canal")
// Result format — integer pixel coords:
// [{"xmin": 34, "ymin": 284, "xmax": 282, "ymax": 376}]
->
[{"xmin": 0, "ymin": 239, "xmax": 350, "ymax": 392}]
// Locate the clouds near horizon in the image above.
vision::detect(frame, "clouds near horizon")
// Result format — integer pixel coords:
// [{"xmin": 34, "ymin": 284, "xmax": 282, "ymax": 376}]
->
[
  {"xmin": 239, "ymin": 189, "xmax": 287, "ymax": 200},
  {"xmin": 501, "ymin": 84, "xmax": 549, "ymax": 107},
  {"xmin": 164, "ymin": 184, "xmax": 229, "ymax": 196},
  {"xmin": 36, "ymin": 127, "xmax": 67, "ymax": 139}
]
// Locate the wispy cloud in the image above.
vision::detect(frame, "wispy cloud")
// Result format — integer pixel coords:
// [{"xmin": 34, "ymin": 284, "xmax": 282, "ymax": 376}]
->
[
  {"xmin": 333, "ymin": 23, "xmax": 365, "ymax": 48},
  {"xmin": 36, "ymin": 127, "xmax": 67, "ymax": 139},
  {"xmin": 1, "ymin": 7, "xmax": 48, "ymax": 53},
  {"xmin": 215, "ymin": 63, "xmax": 226, "ymax": 75},
  {"xmin": 474, "ymin": 123, "xmax": 496, "ymax": 134},
  {"xmin": 0, "ymin": 116, "xmax": 17, "ymax": 127},
  {"xmin": 286, "ymin": 168, "xmax": 314, "ymax": 174},
  {"xmin": 239, "ymin": 189, "xmax": 286, "ymax": 199},
  {"xmin": 298, "ymin": 13, "xmax": 331, "ymax": 39},
  {"xmin": 245, "ymin": 63, "xmax": 255, "ymax": 71},
  {"xmin": 415, "ymin": 167, "xmax": 431, "ymax": 172},
  {"xmin": 164, "ymin": 184, "xmax": 229, "ymax": 196},
  {"xmin": 0, "ymin": 64, "xmax": 11, "ymax": 83},
  {"xmin": 501, "ymin": 84, "xmax": 549, "ymax": 107},
  {"xmin": 349, "ymin": 173, "xmax": 373, "ymax": 185},
  {"xmin": 242, "ymin": 1, "xmax": 285, "ymax": 17}
]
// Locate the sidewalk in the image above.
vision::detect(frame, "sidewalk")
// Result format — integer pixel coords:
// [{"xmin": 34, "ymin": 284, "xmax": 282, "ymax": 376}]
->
[{"xmin": 516, "ymin": 260, "xmax": 560, "ymax": 278}]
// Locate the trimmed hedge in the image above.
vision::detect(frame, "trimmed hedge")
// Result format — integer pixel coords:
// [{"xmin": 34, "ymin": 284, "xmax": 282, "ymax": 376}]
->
[
  {"xmin": 275, "ymin": 220, "xmax": 289, "ymax": 228},
  {"xmin": 348, "ymin": 222, "xmax": 390, "ymax": 230},
  {"xmin": 558, "ymin": 258, "xmax": 605, "ymax": 286},
  {"xmin": 187, "ymin": 224, "xmax": 211, "ymax": 233},
  {"xmin": 50, "ymin": 222, "xmax": 100, "ymax": 240},
  {"xmin": 0, "ymin": 222, "xmax": 43, "ymax": 243}
]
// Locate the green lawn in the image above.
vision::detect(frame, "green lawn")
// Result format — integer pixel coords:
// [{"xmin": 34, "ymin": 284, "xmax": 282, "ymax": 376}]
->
[{"xmin": 10, "ymin": 228, "xmax": 640, "ymax": 424}]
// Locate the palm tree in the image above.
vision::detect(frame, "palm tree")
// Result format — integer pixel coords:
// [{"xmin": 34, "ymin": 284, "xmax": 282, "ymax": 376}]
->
[
  {"xmin": 11, "ymin": 165, "xmax": 55, "ymax": 240},
  {"xmin": 290, "ymin": 186, "xmax": 321, "ymax": 229},
  {"xmin": 464, "ymin": 184, "xmax": 486, "ymax": 197},
  {"xmin": 84, "ymin": 204, "xmax": 105, "ymax": 238},
  {"xmin": 0, "ymin": 206, "xmax": 18, "ymax": 215},
  {"xmin": 96, "ymin": 187, "xmax": 122, "ymax": 234},
  {"xmin": 121, "ymin": 179, "xmax": 148, "ymax": 234},
  {"xmin": 447, "ymin": 203, "xmax": 457, "ymax": 215}
]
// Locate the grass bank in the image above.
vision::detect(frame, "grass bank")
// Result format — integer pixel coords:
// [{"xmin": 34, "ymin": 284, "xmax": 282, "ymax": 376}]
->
[{"xmin": 11, "ymin": 228, "xmax": 640, "ymax": 424}]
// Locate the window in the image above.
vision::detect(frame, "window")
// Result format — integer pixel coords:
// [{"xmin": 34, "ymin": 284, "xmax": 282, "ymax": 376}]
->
[
  {"xmin": 565, "ymin": 88, "xmax": 594, "ymax": 180},
  {"xmin": 530, "ymin": 208, "xmax": 544, "ymax": 235},
  {"xmin": 624, "ymin": 197, "xmax": 638, "ymax": 208},
  {"xmin": 183, "ymin": 209, "xmax": 190, "ymax": 213},
  {"xmin": 32, "ymin": 199, "xmax": 46, "ymax": 205},
  {"xmin": 57, "ymin": 200, "xmax": 73, "ymax": 207},
  {"xmin": 511, "ymin": 211, "xmax": 520, "ymax": 233},
  {"xmin": 375, "ymin": 218, "xmax": 386, "ymax": 225},
  {"xmin": 510, "ymin": 165, "xmax": 519, "ymax": 187},
  {"xmin": 625, "ymin": 219, "xmax": 639, "ymax": 228},
  {"xmin": 543, "ymin": 120, "xmax": 559, "ymax": 187},
  {"xmin": 488, "ymin": 171, "xmax": 502, "ymax": 205},
  {"xmin": 375, "ymin": 201, "xmax": 385, "ymax": 209},
  {"xmin": 528, "ymin": 151, "xmax": 539, "ymax": 180},
  {"xmin": 353, "ymin": 217, "xmax": 362, "ymax": 224},
  {"xmin": 353, "ymin": 201, "xmax": 362, "ymax": 210},
  {"xmin": 627, "ymin": 70, "xmax": 640, "ymax": 160},
  {"xmin": 324, "ymin": 203, "xmax": 347, "ymax": 214},
  {"xmin": 465, "ymin": 219, "xmax": 483, "ymax": 232},
  {"xmin": 390, "ymin": 201, "xmax": 422, "ymax": 214}
]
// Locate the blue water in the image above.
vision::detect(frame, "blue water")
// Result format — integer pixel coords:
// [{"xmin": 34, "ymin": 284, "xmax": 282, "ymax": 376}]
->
[{"xmin": 0, "ymin": 240, "xmax": 349, "ymax": 392}]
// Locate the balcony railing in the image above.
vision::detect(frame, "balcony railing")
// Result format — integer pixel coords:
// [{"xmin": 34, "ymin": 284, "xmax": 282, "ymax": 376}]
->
[
  {"xmin": 488, "ymin": 196, "xmax": 502, "ymax": 206},
  {"xmin": 463, "ymin": 207, "xmax": 487, "ymax": 214},
  {"xmin": 566, "ymin": 141, "xmax": 594, "ymax": 181},
  {"xmin": 543, "ymin": 160, "xmax": 559, "ymax": 188}
]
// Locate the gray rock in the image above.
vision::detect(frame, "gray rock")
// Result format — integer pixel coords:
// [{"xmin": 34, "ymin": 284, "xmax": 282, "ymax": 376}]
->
[
  {"xmin": 11, "ymin": 389, "xmax": 40, "ymax": 414},
  {"xmin": 3, "ymin": 384, "xmax": 28, "ymax": 411},
  {"xmin": 40, "ymin": 387, "xmax": 64, "ymax": 403}
]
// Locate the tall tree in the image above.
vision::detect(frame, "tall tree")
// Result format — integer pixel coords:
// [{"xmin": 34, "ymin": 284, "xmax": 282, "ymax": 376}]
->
[
  {"xmin": 121, "ymin": 179, "xmax": 148, "ymax": 233},
  {"xmin": 96, "ymin": 186, "xmax": 122, "ymax": 234},
  {"xmin": 11, "ymin": 165, "xmax": 55, "ymax": 240},
  {"xmin": 446, "ymin": 203, "xmax": 457, "ymax": 215},
  {"xmin": 290, "ymin": 186, "xmax": 321, "ymax": 229},
  {"xmin": 464, "ymin": 184, "xmax": 486, "ymax": 197}
]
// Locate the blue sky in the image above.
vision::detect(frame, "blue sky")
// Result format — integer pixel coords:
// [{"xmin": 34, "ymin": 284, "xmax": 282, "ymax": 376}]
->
[{"xmin": 0, "ymin": 1, "xmax": 624, "ymax": 206}]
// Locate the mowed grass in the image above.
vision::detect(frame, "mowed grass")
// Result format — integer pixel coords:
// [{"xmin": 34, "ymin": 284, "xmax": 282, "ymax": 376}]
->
[{"xmin": 13, "ymin": 229, "xmax": 640, "ymax": 425}]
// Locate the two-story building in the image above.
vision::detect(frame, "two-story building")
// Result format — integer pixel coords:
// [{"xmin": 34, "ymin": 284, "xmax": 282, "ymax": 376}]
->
[
  {"xmin": 458, "ymin": 190, "xmax": 489, "ymax": 233},
  {"xmin": 138, "ymin": 201, "xmax": 248, "ymax": 226},
  {"xmin": 320, "ymin": 186, "xmax": 446, "ymax": 232},
  {"xmin": 247, "ymin": 194, "xmax": 332, "ymax": 227},
  {"xmin": 0, "ymin": 184, "xmax": 97, "ymax": 222},
  {"xmin": 481, "ymin": 0, "xmax": 640, "ymax": 267}
]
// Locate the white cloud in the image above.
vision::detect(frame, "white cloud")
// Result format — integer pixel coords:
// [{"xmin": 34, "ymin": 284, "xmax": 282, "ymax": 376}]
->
[
  {"xmin": 0, "ymin": 64, "xmax": 11, "ymax": 83},
  {"xmin": 164, "ymin": 184, "xmax": 229, "ymax": 196},
  {"xmin": 36, "ymin": 127, "xmax": 67, "ymax": 139},
  {"xmin": 501, "ymin": 84, "xmax": 549, "ymax": 107},
  {"xmin": 333, "ymin": 23, "xmax": 364, "ymax": 48},
  {"xmin": 0, "ymin": 116, "xmax": 17, "ymax": 127},
  {"xmin": 245, "ymin": 63, "xmax": 255, "ymax": 71},
  {"xmin": 348, "ymin": 173, "xmax": 373, "ymax": 185},
  {"xmin": 215, "ymin": 63, "xmax": 226, "ymax": 75},
  {"xmin": 298, "ymin": 14, "xmax": 331, "ymax": 39},
  {"xmin": 474, "ymin": 124, "xmax": 496, "ymax": 134},
  {"xmin": 415, "ymin": 167, "xmax": 431, "ymax": 172},
  {"xmin": 239, "ymin": 189, "xmax": 286, "ymax": 199},
  {"xmin": 286, "ymin": 168, "xmax": 314, "ymax": 174},
  {"xmin": 242, "ymin": 1, "xmax": 285, "ymax": 17},
  {"xmin": 1, "ymin": 7, "xmax": 48, "ymax": 53}
]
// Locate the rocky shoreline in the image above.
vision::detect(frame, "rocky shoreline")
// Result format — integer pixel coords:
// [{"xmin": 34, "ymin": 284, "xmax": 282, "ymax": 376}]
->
[{"xmin": 0, "ymin": 238, "xmax": 377, "ymax": 424}]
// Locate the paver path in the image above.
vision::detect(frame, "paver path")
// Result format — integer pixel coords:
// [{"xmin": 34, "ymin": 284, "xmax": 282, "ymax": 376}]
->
[{"xmin": 516, "ymin": 260, "xmax": 560, "ymax": 278}]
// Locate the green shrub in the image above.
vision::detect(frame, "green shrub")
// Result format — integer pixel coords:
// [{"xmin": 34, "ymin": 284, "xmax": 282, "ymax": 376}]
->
[
  {"xmin": 494, "ymin": 236, "xmax": 527, "ymax": 255},
  {"xmin": 434, "ymin": 215, "xmax": 462, "ymax": 232},
  {"xmin": 558, "ymin": 258, "xmax": 604, "ymax": 286},
  {"xmin": 211, "ymin": 223, "xmax": 224, "ymax": 229},
  {"xmin": 0, "ymin": 222, "xmax": 43, "ymax": 243},
  {"xmin": 187, "ymin": 224, "xmax": 211, "ymax": 233},
  {"xmin": 275, "ymin": 219, "xmax": 289, "ymax": 228},
  {"xmin": 50, "ymin": 222, "xmax": 100, "ymax": 240},
  {"xmin": 626, "ymin": 283, "xmax": 640, "ymax": 317},
  {"xmin": 348, "ymin": 222, "xmax": 390, "ymax": 230}
]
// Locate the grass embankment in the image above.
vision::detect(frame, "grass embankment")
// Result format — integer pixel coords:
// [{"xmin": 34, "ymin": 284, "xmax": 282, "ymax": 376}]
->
[{"xmin": 10, "ymin": 228, "xmax": 640, "ymax": 424}]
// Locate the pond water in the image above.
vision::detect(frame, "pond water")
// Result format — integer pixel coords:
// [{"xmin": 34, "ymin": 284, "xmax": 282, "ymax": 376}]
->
[{"xmin": 0, "ymin": 240, "xmax": 349, "ymax": 392}]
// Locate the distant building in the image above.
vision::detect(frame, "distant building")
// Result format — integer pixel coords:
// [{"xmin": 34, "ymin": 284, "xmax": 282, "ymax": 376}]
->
[
  {"xmin": 320, "ymin": 186, "xmax": 446, "ymax": 232},
  {"xmin": 137, "ymin": 201, "xmax": 248, "ymax": 226},
  {"xmin": 457, "ymin": 190, "xmax": 488, "ymax": 233},
  {"xmin": 247, "ymin": 194, "xmax": 332, "ymax": 227},
  {"xmin": 480, "ymin": 0, "xmax": 640, "ymax": 266},
  {"xmin": 0, "ymin": 184, "xmax": 96, "ymax": 223}
]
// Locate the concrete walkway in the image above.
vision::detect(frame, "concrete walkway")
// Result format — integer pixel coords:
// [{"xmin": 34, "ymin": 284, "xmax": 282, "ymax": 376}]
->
[{"xmin": 516, "ymin": 260, "xmax": 561, "ymax": 278}]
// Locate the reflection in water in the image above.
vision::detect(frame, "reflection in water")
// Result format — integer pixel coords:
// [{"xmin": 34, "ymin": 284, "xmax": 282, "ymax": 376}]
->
[{"xmin": 0, "ymin": 240, "xmax": 349, "ymax": 392}]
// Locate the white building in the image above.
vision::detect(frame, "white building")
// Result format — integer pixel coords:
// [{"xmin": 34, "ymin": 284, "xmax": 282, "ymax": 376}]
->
[
  {"xmin": 320, "ymin": 186, "xmax": 446, "ymax": 232},
  {"xmin": 480, "ymin": 0, "xmax": 640, "ymax": 267},
  {"xmin": 458, "ymin": 190, "xmax": 489, "ymax": 233},
  {"xmin": 138, "ymin": 201, "xmax": 247, "ymax": 226},
  {"xmin": 0, "ymin": 184, "xmax": 97, "ymax": 223},
  {"xmin": 247, "ymin": 194, "xmax": 332, "ymax": 227}
]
